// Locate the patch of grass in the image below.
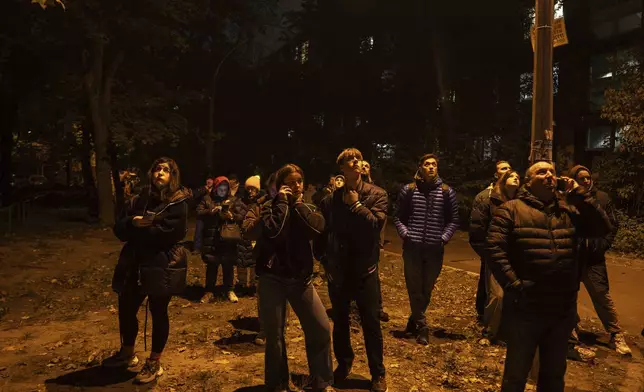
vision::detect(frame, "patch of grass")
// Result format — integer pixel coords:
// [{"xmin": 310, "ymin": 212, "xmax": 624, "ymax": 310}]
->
[{"xmin": 191, "ymin": 370, "xmax": 224, "ymax": 392}]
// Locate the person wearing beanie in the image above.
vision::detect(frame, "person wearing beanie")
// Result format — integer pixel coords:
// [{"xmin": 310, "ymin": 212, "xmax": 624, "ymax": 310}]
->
[
  {"xmin": 567, "ymin": 165, "xmax": 631, "ymax": 356},
  {"xmin": 235, "ymin": 175, "xmax": 262, "ymax": 294},
  {"xmin": 245, "ymin": 175, "xmax": 261, "ymax": 192}
]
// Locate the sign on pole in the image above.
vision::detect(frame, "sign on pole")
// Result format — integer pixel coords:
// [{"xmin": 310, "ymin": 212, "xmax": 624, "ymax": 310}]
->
[{"xmin": 531, "ymin": 17, "xmax": 568, "ymax": 52}]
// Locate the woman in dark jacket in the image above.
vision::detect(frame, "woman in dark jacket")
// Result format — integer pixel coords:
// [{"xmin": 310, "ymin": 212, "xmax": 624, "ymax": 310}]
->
[
  {"xmin": 250, "ymin": 164, "xmax": 334, "ymax": 392},
  {"xmin": 234, "ymin": 175, "xmax": 263, "ymax": 295},
  {"xmin": 469, "ymin": 169, "xmax": 520, "ymax": 342},
  {"xmin": 197, "ymin": 176, "xmax": 239, "ymax": 303},
  {"xmin": 104, "ymin": 157, "xmax": 189, "ymax": 385}
]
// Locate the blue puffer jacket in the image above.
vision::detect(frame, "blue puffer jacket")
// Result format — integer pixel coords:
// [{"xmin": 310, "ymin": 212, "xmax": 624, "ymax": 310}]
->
[{"xmin": 393, "ymin": 177, "xmax": 459, "ymax": 246}]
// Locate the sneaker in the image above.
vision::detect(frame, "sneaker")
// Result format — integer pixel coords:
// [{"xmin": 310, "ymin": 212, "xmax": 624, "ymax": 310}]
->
[
  {"xmin": 102, "ymin": 350, "xmax": 139, "ymax": 368},
  {"xmin": 379, "ymin": 310, "xmax": 390, "ymax": 322},
  {"xmin": 201, "ymin": 292, "xmax": 215, "ymax": 304},
  {"xmin": 610, "ymin": 333, "xmax": 632, "ymax": 356},
  {"xmin": 417, "ymin": 327, "xmax": 429, "ymax": 346},
  {"xmin": 227, "ymin": 290, "xmax": 239, "ymax": 303},
  {"xmin": 333, "ymin": 364, "xmax": 352, "ymax": 384},
  {"xmin": 370, "ymin": 375, "xmax": 388, "ymax": 392},
  {"xmin": 134, "ymin": 358, "xmax": 164, "ymax": 384},
  {"xmin": 255, "ymin": 332, "xmax": 266, "ymax": 346},
  {"xmin": 567, "ymin": 345, "xmax": 596, "ymax": 362},
  {"xmin": 478, "ymin": 337, "xmax": 491, "ymax": 346}
]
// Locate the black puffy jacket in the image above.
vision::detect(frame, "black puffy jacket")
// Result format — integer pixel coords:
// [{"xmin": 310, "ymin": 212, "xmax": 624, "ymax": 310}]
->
[
  {"xmin": 486, "ymin": 187, "xmax": 611, "ymax": 318},
  {"xmin": 112, "ymin": 187, "xmax": 190, "ymax": 296},
  {"xmin": 469, "ymin": 188, "xmax": 506, "ymax": 258},
  {"xmin": 580, "ymin": 189, "xmax": 619, "ymax": 266},
  {"xmin": 314, "ymin": 180, "xmax": 388, "ymax": 283},
  {"xmin": 233, "ymin": 194, "xmax": 259, "ymax": 267}
]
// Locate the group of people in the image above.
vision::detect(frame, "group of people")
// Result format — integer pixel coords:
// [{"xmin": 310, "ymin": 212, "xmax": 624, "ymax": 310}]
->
[
  {"xmin": 468, "ymin": 160, "xmax": 631, "ymax": 391},
  {"xmin": 101, "ymin": 150, "xmax": 632, "ymax": 392}
]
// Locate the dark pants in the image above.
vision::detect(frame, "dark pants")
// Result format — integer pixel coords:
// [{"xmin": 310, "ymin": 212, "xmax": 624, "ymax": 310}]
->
[
  {"xmin": 329, "ymin": 270, "xmax": 385, "ymax": 379},
  {"xmin": 475, "ymin": 260, "xmax": 486, "ymax": 319},
  {"xmin": 118, "ymin": 292, "xmax": 171, "ymax": 354},
  {"xmin": 582, "ymin": 261, "xmax": 621, "ymax": 334},
  {"xmin": 376, "ymin": 272, "xmax": 384, "ymax": 312},
  {"xmin": 203, "ymin": 254, "xmax": 235, "ymax": 292},
  {"xmin": 259, "ymin": 274, "xmax": 333, "ymax": 389},
  {"xmin": 403, "ymin": 242, "xmax": 444, "ymax": 329},
  {"xmin": 501, "ymin": 310, "xmax": 576, "ymax": 392},
  {"xmin": 193, "ymin": 219, "xmax": 204, "ymax": 251}
]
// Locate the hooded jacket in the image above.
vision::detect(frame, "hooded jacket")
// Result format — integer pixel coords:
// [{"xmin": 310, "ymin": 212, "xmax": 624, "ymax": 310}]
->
[
  {"xmin": 568, "ymin": 165, "xmax": 619, "ymax": 265},
  {"xmin": 486, "ymin": 186, "xmax": 612, "ymax": 318},
  {"xmin": 112, "ymin": 186, "xmax": 190, "ymax": 296},
  {"xmin": 197, "ymin": 176, "xmax": 237, "ymax": 257}
]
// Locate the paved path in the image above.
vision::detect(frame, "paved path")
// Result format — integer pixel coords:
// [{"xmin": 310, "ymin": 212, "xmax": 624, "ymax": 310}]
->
[{"xmin": 382, "ymin": 222, "xmax": 644, "ymax": 336}]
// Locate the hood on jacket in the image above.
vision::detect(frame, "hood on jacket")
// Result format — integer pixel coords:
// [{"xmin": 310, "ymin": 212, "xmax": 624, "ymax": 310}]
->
[
  {"xmin": 569, "ymin": 165, "xmax": 593, "ymax": 191},
  {"xmin": 211, "ymin": 176, "xmax": 231, "ymax": 200},
  {"xmin": 569, "ymin": 165, "xmax": 591, "ymax": 180}
]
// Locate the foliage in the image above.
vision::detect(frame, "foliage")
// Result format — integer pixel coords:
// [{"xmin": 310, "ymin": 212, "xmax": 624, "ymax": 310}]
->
[
  {"xmin": 602, "ymin": 50, "xmax": 644, "ymax": 153},
  {"xmin": 595, "ymin": 151, "xmax": 644, "ymax": 216},
  {"xmin": 612, "ymin": 209, "xmax": 644, "ymax": 257}
]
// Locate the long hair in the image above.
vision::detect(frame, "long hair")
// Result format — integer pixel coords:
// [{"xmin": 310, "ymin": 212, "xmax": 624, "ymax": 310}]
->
[
  {"xmin": 148, "ymin": 157, "xmax": 181, "ymax": 202},
  {"xmin": 494, "ymin": 169, "xmax": 520, "ymax": 202},
  {"xmin": 275, "ymin": 164, "xmax": 305, "ymax": 189}
]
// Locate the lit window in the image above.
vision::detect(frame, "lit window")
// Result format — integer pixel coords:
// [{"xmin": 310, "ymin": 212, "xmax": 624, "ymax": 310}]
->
[
  {"xmin": 586, "ymin": 126, "xmax": 613, "ymax": 150},
  {"xmin": 375, "ymin": 143, "xmax": 395, "ymax": 160},
  {"xmin": 520, "ymin": 72, "xmax": 533, "ymax": 101},
  {"xmin": 294, "ymin": 41, "xmax": 309, "ymax": 64},
  {"xmin": 287, "ymin": 129, "xmax": 295, "ymax": 138},
  {"xmin": 360, "ymin": 36, "xmax": 374, "ymax": 54}
]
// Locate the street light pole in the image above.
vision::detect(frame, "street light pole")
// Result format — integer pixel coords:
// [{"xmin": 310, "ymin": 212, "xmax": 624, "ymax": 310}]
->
[{"xmin": 530, "ymin": 0, "xmax": 555, "ymax": 164}]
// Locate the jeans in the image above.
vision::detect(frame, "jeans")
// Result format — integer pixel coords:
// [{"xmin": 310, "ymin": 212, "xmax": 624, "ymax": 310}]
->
[
  {"xmin": 501, "ymin": 309, "xmax": 576, "ymax": 392},
  {"xmin": 476, "ymin": 260, "xmax": 487, "ymax": 319},
  {"xmin": 484, "ymin": 265, "xmax": 504, "ymax": 339},
  {"xmin": 118, "ymin": 292, "xmax": 171, "ymax": 353},
  {"xmin": 329, "ymin": 270, "xmax": 385, "ymax": 379},
  {"xmin": 237, "ymin": 266, "xmax": 257, "ymax": 287},
  {"xmin": 259, "ymin": 274, "xmax": 333, "ymax": 389},
  {"xmin": 582, "ymin": 261, "xmax": 621, "ymax": 334},
  {"xmin": 403, "ymin": 242, "xmax": 444, "ymax": 329},
  {"xmin": 203, "ymin": 254, "xmax": 235, "ymax": 292}
]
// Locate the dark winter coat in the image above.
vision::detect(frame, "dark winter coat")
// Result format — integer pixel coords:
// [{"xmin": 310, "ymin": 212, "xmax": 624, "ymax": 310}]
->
[
  {"xmin": 233, "ymin": 192, "xmax": 264, "ymax": 268},
  {"xmin": 312, "ymin": 185, "xmax": 333, "ymax": 207},
  {"xmin": 469, "ymin": 188, "xmax": 506, "ymax": 258},
  {"xmin": 393, "ymin": 177, "xmax": 459, "ymax": 247},
  {"xmin": 485, "ymin": 186, "xmax": 612, "ymax": 318},
  {"xmin": 197, "ymin": 176, "xmax": 239, "ymax": 259},
  {"xmin": 251, "ymin": 196, "xmax": 325, "ymax": 280},
  {"xmin": 112, "ymin": 187, "xmax": 190, "ymax": 296},
  {"xmin": 314, "ymin": 180, "xmax": 388, "ymax": 283},
  {"xmin": 568, "ymin": 165, "xmax": 619, "ymax": 266}
]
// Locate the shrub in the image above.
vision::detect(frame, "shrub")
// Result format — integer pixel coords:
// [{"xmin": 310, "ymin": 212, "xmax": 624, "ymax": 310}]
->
[{"xmin": 611, "ymin": 210, "xmax": 644, "ymax": 257}]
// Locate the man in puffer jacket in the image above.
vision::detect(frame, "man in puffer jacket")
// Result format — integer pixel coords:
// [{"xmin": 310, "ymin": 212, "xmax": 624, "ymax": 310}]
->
[
  {"xmin": 393, "ymin": 153, "xmax": 459, "ymax": 345},
  {"xmin": 486, "ymin": 161, "xmax": 612, "ymax": 392},
  {"xmin": 568, "ymin": 164, "xmax": 631, "ymax": 356}
]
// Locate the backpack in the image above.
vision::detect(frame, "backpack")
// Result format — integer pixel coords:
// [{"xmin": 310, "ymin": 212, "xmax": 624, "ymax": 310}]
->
[{"xmin": 401, "ymin": 182, "xmax": 453, "ymax": 226}]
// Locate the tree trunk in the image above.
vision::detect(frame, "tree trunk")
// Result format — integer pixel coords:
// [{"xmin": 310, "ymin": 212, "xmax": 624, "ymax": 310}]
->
[
  {"xmin": 109, "ymin": 141, "xmax": 124, "ymax": 212},
  {"xmin": 84, "ymin": 38, "xmax": 123, "ymax": 226},
  {"xmin": 0, "ymin": 93, "xmax": 17, "ymax": 207},
  {"xmin": 206, "ymin": 95, "xmax": 215, "ymax": 174},
  {"xmin": 81, "ymin": 119, "xmax": 98, "ymax": 217}
]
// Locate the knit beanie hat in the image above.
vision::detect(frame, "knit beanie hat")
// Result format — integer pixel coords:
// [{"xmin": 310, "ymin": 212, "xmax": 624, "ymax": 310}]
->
[{"xmin": 245, "ymin": 175, "xmax": 261, "ymax": 190}]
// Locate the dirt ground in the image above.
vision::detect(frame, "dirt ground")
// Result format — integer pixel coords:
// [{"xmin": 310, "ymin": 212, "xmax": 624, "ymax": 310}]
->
[{"xmin": 0, "ymin": 212, "xmax": 643, "ymax": 392}]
